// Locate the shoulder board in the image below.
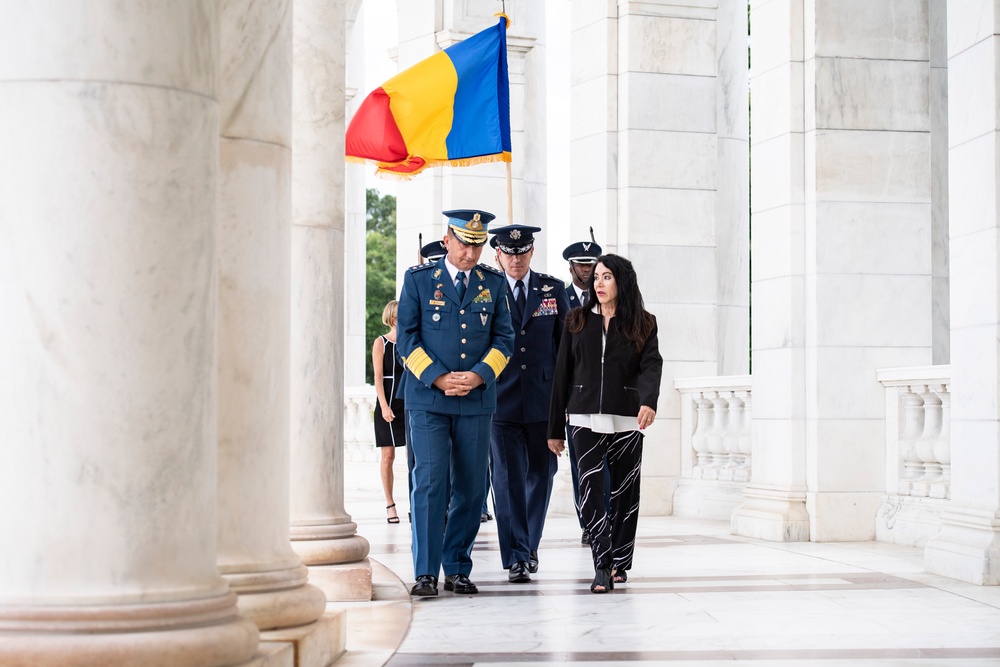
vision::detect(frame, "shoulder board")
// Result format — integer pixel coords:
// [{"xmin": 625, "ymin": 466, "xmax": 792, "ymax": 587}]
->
[
  {"xmin": 536, "ymin": 272, "xmax": 559, "ymax": 282},
  {"xmin": 479, "ymin": 264, "xmax": 504, "ymax": 276},
  {"xmin": 407, "ymin": 262, "xmax": 435, "ymax": 273}
]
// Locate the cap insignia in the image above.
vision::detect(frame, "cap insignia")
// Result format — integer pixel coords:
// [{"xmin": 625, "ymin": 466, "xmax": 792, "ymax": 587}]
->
[
  {"xmin": 510, "ymin": 229, "xmax": 521, "ymax": 240},
  {"xmin": 583, "ymin": 243, "xmax": 591, "ymax": 251},
  {"xmin": 469, "ymin": 213, "xmax": 483, "ymax": 231}
]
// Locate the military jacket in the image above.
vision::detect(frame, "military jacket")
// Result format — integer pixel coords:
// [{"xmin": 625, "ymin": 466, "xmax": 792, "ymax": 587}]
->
[
  {"xmin": 494, "ymin": 271, "xmax": 570, "ymax": 424},
  {"xmin": 397, "ymin": 258, "xmax": 514, "ymax": 416}
]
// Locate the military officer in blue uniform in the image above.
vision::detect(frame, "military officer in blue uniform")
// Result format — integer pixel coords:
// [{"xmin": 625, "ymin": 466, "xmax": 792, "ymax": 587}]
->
[
  {"xmin": 397, "ymin": 209, "xmax": 514, "ymax": 597},
  {"xmin": 562, "ymin": 239, "xmax": 603, "ymax": 544},
  {"xmin": 489, "ymin": 225, "xmax": 571, "ymax": 583},
  {"xmin": 562, "ymin": 239, "xmax": 602, "ymax": 309}
]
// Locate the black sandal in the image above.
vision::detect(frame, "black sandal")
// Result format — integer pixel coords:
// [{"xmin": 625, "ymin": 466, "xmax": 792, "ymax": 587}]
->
[
  {"xmin": 591, "ymin": 567, "xmax": 614, "ymax": 594},
  {"xmin": 386, "ymin": 503, "xmax": 400, "ymax": 524},
  {"xmin": 613, "ymin": 570, "xmax": 627, "ymax": 584}
]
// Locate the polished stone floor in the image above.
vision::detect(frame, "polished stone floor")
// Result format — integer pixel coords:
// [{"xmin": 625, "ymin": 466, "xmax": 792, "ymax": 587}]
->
[{"xmin": 332, "ymin": 469, "xmax": 1000, "ymax": 667}]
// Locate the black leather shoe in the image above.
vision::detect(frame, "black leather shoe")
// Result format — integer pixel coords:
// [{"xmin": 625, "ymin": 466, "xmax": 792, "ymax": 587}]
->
[
  {"xmin": 410, "ymin": 575, "xmax": 438, "ymax": 597},
  {"xmin": 480, "ymin": 511, "xmax": 493, "ymax": 522},
  {"xmin": 443, "ymin": 574, "xmax": 479, "ymax": 594},
  {"xmin": 508, "ymin": 561, "xmax": 531, "ymax": 583},
  {"xmin": 581, "ymin": 530, "xmax": 590, "ymax": 545},
  {"xmin": 528, "ymin": 550, "xmax": 538, "ymax": 574}
]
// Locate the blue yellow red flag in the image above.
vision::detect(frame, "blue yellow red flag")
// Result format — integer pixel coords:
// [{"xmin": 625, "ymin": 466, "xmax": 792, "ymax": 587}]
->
[{"xmin": 346, "ymin": 16, "xmax": 512, "ymax": 178}]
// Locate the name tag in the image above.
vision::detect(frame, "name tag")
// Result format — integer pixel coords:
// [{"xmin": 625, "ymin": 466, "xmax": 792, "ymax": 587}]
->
[{"xmin": 429, "ymin": 300, "xmax": 446, "ymax": 306}]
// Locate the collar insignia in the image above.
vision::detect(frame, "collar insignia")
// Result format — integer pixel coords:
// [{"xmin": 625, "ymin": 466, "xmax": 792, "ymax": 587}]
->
[
  {"xmin": 433, "ymin": 269, "xmax": 442, "ymax": 279},
  {"xmin": 475, "ymin": 269, "xmax": 485, "ymax": 280}
]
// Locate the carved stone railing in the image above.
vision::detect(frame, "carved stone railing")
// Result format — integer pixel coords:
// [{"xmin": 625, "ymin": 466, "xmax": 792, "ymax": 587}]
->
[
  {"xmin": 878, "ymin": 366, "xmax": 951, "ymax": 500},
  {"xmin": 344, "ymin": 385, "xmax": 378, "ymax": 463},
  {"xmin": 875, "ymin": 365, "xmax": 950, "ymax": 546},
  {"xmin": 673, "ymin": 375, "xmax": 752, "ymax": 519}
]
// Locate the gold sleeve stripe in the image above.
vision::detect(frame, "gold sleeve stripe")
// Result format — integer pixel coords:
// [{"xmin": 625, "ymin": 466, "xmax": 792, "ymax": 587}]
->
[
  {"xmin": 483, "ymin": 348, "xmax": 510, "ymax": 377},
  {"xmin": 405, "ymin": 347, "xmax": 433, "ymax": 380}
]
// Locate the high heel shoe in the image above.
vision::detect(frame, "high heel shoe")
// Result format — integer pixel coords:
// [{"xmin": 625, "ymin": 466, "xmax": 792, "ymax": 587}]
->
[
  {"xmin": 386, "ymin": 503, "xmax": 400, "ymax": 524},
  {"xmin": 590, "ymin": 567, "xmax": 613, "ymax": 594}
]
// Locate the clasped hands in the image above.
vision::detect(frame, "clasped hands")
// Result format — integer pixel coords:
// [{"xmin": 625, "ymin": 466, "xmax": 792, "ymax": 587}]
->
[
  {"xmin": 433, "ymin": 371, "xmax": 484, "ymax": 396},
  {"xmin": 547, "ymin": 405, "xmax": 657, "ymax": 454}
]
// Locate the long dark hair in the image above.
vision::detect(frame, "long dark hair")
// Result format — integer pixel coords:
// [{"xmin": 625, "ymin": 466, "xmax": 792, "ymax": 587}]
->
[{"xmin": 567, "ymin": 254, "xmax": 654, "ymax": 352}]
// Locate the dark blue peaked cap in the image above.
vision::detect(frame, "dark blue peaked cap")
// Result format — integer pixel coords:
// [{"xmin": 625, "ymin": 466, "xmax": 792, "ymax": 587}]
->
[
  {"xmin": 489, "ymin": 224, "xmax": 541, "ymax": 255},
  {"xmin": 562, "ymin": 240, "xmax": 603, "ymax": 263},
  {"xmin": 420, "ymin": 240, "xmax": 446, "ymax": 261}
]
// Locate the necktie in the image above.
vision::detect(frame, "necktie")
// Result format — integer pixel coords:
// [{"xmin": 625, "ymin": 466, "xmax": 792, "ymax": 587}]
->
[
  {"xmin": 455, "ymin": 271, "xmax": 467, "ymax": 300},
  {"xmin": 581, "ymin": 289, "xmax": 589, "ymax": 304},
  {"xmin": 515, "ymin": 280, "xmax": 526, "ymax": 319}
]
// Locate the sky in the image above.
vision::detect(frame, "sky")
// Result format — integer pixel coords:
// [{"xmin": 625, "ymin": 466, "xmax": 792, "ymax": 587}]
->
[{"xmin": 358, "ymin": 0, "xmax": 572, "ymax": 272}]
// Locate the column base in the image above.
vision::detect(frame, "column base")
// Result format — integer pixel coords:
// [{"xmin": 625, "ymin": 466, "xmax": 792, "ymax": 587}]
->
[
  {"xmin": 925, "ymin": 508, "xmax": 1000, "ymax": 585},
  {"xmin": 0, "ymin": 592, "xmax": 259, "ymax": 667},
  {"xmin": 306, "ymin": 559, "xmax": 373, "ymax": 602},
  {"xmin": 260, "ymin": 611, "xmax": 346, "ymax": 667},
  {"xmin": 225, "ymin": 565, "xmax": 328, "ymax": 631},
  {"xmin": 290, "ymin": 530, "xmax": 370, "ymax": 566},
  {"xmin": 730, "ymin": 485, "xmax": 809, "ymax": 541},
  {"xmin": 806, "ymin": 491, "xmax": 881, "ymax": 541}
]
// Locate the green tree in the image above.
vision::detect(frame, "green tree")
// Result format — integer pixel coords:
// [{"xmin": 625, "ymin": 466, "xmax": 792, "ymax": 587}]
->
[{"xmin": 365, "ymin": 188, "xmax": 397, "ymax": 385}]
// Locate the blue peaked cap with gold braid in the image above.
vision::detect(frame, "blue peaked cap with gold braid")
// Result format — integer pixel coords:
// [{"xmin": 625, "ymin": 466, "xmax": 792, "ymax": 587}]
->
[{"xmin": 443, "ymin": 209, "xmax": 495, "ymax": 246}]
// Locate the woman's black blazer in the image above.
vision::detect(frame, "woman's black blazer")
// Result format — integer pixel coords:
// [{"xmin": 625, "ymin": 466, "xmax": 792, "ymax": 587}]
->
[{"xmin": 547, "ymin": 309, "xmax": 663, "ymax": 440}]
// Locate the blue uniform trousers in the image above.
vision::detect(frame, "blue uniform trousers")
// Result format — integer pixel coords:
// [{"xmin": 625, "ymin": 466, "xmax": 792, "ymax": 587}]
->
[
  {"xmin": 409, "ymin": 409, "xmax": 491, "ymax": 578},
  {"xmin": 490, "ymin": 420, "xmax": 557, "ymax": 568}
]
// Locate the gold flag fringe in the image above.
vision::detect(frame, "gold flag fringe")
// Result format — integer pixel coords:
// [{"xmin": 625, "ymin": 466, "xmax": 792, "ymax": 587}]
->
[{"xmin": 346, "ymin": 152, "xmax": 512, "ymax": 181}]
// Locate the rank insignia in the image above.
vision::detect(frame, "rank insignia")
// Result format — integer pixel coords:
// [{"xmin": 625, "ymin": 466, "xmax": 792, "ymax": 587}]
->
[
  {"xmin": 475, "ymin": 269, "xmax": 485, "ymax": 280},
  {"xmin": 472, "ymin": 289, "xmax": 492, "ymax": 304},
  {"xmin": 433, "ymin": 269, "xmax": 442, "ymax": 279}
]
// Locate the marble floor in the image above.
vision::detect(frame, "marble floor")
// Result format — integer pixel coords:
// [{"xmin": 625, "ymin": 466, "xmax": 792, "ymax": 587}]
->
[{"xmin": 331, "ymin": 474, "xmax": 1000, "ymax": 667}]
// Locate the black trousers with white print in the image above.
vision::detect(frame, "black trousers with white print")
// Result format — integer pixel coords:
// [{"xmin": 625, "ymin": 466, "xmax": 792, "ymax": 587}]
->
[{"xmin": 571, "ymin": 426, "xmax": 643, "ymax": 573}]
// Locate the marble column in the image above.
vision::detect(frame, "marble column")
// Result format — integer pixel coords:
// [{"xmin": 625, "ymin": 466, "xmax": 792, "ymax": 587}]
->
[
  {"xmin": 925, "ymin": 0, "xmax": 1000, "ymax": 585},
  {"xmin": 217, "ymin": 0, "xmax": 327, "ymax": 628},
  {"xmin": 716, "ymin": 0, "xmax": 751, "ymax": 377},
  {"xmin": 734, "ymin": 0, "xmax": 932, "ymax": 541},
  {"xmin": 0, "ymin": 4, "xmax": 258, "ymax": 666},
  {"xmin": 290, "ymin": 0, "xmax": 373, "ymax": 602},
  {"xmin": 930, "ymin": 0, "xmax": 950, "ymax": 365}
]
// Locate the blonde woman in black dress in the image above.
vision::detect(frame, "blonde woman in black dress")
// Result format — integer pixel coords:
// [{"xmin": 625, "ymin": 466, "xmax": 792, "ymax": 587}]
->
[{"xmin": 373, "ymin": 300, "xmax": 406, "ymax": 523}]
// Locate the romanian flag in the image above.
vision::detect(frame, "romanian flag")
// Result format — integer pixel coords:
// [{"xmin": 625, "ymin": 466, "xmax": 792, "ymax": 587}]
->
[{"xmin": 345, "ymin": 16, "xmax": 511, "ymax": 178}]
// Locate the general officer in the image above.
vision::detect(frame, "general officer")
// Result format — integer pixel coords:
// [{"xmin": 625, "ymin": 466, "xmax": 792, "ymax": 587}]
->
[
  {"xmin": 397, "ymin": 209, "xmax": 514, "ymax": 597},
  {"xmin": 562, "ymin": 239, "xmax": 603, "ymax": 544},
  {"xmin": 489, "ymin": 225, "xmax": 570, "ymax": 583}
]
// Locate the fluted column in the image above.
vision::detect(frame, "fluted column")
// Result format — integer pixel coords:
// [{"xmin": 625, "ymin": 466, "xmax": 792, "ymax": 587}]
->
[
  {"xmin": 0, "ymin": 3, "xmax": 258, "ymax": 665},
  {"xmin": 290, "ymin": 0, "xmax": 372, "ymax": 601},
  {"xmin": 217, "ymin": 0, "xmax": 327, "ymax": 629}
]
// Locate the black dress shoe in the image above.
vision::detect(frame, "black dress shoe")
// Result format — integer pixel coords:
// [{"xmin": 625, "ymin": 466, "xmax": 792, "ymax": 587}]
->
[
  {"xmin": 443, "ymin": 574, "xmax": 479, "ymax": 594},
  {"xmin": 528, "ymin": 550, "xmax": 538, "ymax": 574},
  {"xmin": 410, "ymin": 575, "xmax": 438, "ymax": 597},
  {"xmin": 508, "ymin": 561, "xmax": 531, "ymax": 583}
]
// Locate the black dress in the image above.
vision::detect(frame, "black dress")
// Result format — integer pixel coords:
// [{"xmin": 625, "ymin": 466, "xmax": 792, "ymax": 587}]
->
[{"xmin": 374, "ymin": 335, "xmax": 406, "ymax": 447}]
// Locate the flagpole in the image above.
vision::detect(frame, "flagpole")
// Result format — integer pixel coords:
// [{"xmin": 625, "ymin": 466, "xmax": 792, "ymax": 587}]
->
[{"xmin": 506, "ymin": 161, "xmax": 513, "ymax": 225}]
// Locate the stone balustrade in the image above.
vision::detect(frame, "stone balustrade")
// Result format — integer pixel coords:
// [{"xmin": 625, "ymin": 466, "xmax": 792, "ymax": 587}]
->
[
  {"xmin": 672, "ymin": 376, "xmax": 752, "ymax": 519},
  {"xmin": 878, "ymin": 366, "xmax": 951, "ymax": 501},
  {"xmin": 344, "ymin": 385, "xmax": 379, "ymax": 463},
  {"xmin": 876, "ymin": 365, "xmax": 950, "ymax": 546}
]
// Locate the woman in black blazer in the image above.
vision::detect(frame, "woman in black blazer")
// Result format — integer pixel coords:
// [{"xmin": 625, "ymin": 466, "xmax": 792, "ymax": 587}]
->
[{"xmin": 547, "ymin": 254, "xmax": 662, "ymax": 593}]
